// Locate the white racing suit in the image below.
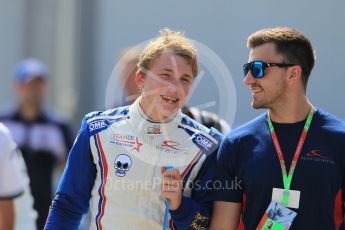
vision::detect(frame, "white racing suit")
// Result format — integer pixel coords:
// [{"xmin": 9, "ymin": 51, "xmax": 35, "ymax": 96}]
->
[{"xmin": 45, "ymin": 98, "xmax": 222, "ymax": 230}]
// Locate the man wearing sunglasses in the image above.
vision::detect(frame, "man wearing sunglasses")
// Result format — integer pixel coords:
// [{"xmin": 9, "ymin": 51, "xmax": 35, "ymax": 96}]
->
[{"xmin": 210, "ymin": 27, "xmax": 345, "ymax": 229}]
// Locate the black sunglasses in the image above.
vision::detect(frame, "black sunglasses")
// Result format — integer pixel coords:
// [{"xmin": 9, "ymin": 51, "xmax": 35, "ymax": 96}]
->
[{"xmin": 243, "ymin": 61, "xmax": 296, "ymax": 78}]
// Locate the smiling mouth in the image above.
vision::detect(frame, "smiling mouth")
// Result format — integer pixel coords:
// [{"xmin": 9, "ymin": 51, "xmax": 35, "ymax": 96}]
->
[
  {"xmin": 161, "ymin": 95, "xmax": 179, "ymax": 103},
  {"xmin": 251, "ymin": 87, "xmax": 263, "ymax": 94}
]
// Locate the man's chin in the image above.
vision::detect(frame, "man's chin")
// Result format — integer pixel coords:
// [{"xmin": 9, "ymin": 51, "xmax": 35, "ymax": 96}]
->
[
  {"xmin": 159, "ymin": 108, "xmax": 179, "ymax": 120},
  {"xmin": 25, "ymin": 98, "xmax": 42, "ymax": 106},
  {"xmin": 251, "ymin": 101, "xmax": 266, "ymax": 110}
]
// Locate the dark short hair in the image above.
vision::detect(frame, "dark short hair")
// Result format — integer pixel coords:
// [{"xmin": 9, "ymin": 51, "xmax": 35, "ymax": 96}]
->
[{"xmin": 247, "ymin": 27, "xmax": 316, "ymax": 88}]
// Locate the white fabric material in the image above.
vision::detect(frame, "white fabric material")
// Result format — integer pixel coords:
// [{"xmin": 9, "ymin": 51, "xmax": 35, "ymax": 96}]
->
[
  {"xmin": 14, "ymin": 152, "xmax": 37, "ymax": 230},
  {"xmin": 0, "ymin": 123, "xmax": 38, "ymax": 230},
  {"xmin": 87, "ymin": 99, "xmax": 212, "ymax": 229},
  {"xmin": 0, "ymin": 123, "xmax": 24, "ymax": 197}
]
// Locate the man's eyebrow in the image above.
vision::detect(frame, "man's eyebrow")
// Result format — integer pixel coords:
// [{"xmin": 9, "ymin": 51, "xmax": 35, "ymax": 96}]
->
[
  {"xmin": 160, "ymin": 68, "xmax": 193, "ymax": 79},
  {"xmin": 181, "ymin": 74, "xmax": 193, "ymax": 79},
  {"xmin": 160, "ymin": 68, "xmax": 174, "ymax": 73}
]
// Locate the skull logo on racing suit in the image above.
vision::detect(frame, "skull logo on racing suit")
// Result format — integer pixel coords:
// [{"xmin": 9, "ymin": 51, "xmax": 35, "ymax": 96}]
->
[{"xmin": 114, "ymin": 154, "xmax": 132, "ymax": 177}]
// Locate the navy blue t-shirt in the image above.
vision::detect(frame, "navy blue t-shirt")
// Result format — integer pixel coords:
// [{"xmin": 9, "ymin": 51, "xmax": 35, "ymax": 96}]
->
[{"xmin": 214, "ymin": 108, "xmax": 345, "ymax": 229}]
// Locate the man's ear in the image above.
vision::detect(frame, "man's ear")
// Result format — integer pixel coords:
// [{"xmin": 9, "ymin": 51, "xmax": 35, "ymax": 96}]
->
[
  {"xmin": 135, "ymin": 71, "xmax": 145, "ymax": 88},
  {"xmin": 288, "ymin": 65, "xmax": 303, "ymax": 83}
]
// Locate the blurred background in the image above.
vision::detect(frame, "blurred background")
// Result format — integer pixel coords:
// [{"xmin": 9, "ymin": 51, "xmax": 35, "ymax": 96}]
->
[{"xmin": 1, "ymin": 0, "xmax": 344, "ymax": 132}]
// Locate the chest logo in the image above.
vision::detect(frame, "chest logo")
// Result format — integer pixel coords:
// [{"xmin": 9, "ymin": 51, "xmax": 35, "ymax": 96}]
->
[
  {"xmin": 114, "ymin": 154, "xmax": 132, "ymax": 177},
  {"xmin": 161, "ymin": 141, "xmax": 182, "ymax": 150},
  {"xmin": 306, "ymin": 150, "xmax": 329, "ymax": 159},
  {"xmin": 301, "ymin": 149, "xmax": 335, "ymax": 165},
  {"xmin": 110, "ymin": 134, "xmax": 143, "ymax": 152},
  {"xmin": 156, "ymin": 140, "xmax": 187, "ymax": 155},
  {"xmin": 147, "ymin": 125, "xmax": 161, "ymax": 134}
]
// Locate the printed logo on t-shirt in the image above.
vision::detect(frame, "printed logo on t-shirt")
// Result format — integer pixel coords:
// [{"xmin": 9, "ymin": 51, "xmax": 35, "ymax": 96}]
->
[{"xmin": 301, "ymin": 149, "xmax": 335, "ymax": 165}]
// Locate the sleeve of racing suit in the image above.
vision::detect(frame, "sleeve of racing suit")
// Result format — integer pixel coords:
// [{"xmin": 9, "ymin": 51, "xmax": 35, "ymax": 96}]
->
[
  {"xmin": 44, "ymin": 116, "xmax": 97, "ymax": 230},
  {"xmin": 170, "ymin": 148, "xmax": 218, "ymax": 230}
]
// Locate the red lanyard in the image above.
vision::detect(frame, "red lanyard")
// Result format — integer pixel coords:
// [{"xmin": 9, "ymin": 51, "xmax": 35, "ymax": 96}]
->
[{"xmin": 267, "ymin": 107, "xmax": 315, "ymax": 206}]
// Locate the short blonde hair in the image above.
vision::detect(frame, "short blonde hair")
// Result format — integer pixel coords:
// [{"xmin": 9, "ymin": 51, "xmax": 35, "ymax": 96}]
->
[{"xmin": 137, "ymin": 28, "xmax": 199, "ymax": 77}]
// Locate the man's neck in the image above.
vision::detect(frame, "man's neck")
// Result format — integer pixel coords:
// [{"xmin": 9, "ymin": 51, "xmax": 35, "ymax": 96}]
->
[
  {"xmin": 268, "ymin": 97, "xmax": 312, "ymax": 123},
  {"xmin": 18, "ymin": 103, "xmax": 41, "ymax": 121}
]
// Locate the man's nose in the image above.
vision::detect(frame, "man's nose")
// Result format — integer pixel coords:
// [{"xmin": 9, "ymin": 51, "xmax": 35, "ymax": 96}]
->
[
  {"xmin": 243, "ymin": 71, "xmax": 255, "ymax": 86},
  {"xmin": 166, "ymin": 76, "xmax": 181, "ymax": 92}
]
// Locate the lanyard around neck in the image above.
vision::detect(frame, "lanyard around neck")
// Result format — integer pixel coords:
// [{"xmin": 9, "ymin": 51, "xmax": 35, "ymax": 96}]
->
[{"xmin": 267, "ymin": 107, "xmax": 315, "ymax": 206}]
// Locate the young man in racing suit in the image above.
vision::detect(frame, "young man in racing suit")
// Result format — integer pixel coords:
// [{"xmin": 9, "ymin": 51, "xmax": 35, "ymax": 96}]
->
[{"xmin": 44, "ymin": 28, "xmax": 223, "ymax": 229}]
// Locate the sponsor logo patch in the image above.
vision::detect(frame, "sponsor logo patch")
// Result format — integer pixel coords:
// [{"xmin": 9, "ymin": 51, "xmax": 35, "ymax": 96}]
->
[
  {"xmin": 114, "ymin": 154, "xmax": 132, "ymax": 177},
  {"xmin": 110, "ymin": 134, "xmax": 143, "ymax": 152},
  {"xmin": 147, "ymin": 125, "xmax": 161, "ymax": 134},
  {"xmin": 193, "ymin": 134, "xmax": 214, "ymax": 151},
  {"xmin": 156, "ymin": 140, "xmax": 187, "ymax": 155},
  {"xmin": 89, "ymin": 120, "xmax": 107, "ymax": 131}
]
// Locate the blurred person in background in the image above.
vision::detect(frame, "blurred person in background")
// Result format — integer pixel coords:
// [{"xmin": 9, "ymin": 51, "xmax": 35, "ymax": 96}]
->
[
  {"xmin": 0, "ymin": 58, "xmax": 73, "ymax": 230},
  {"xmin": 0, "ymin": 122, "xmax": 36, "ymax": 230}
]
